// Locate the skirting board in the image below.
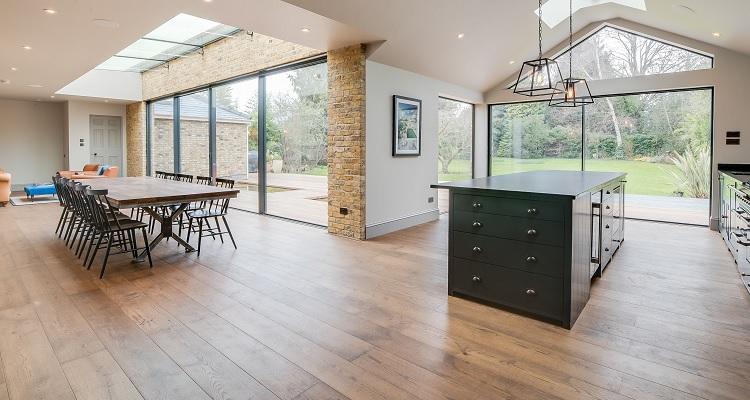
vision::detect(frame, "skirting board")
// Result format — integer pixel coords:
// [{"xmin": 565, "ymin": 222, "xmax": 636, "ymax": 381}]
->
[{"xmin": 366, "ymin": 209, "xmax": 439, "ymax": 239}]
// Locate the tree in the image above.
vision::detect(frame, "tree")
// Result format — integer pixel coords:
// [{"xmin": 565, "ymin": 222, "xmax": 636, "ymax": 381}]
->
[{"xmin": 438, "ymin": 99, "xmax": 473, "ymax": 175}]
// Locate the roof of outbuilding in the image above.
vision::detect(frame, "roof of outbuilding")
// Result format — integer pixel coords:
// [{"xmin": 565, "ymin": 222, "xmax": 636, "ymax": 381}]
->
[{"xmin": 153, "ymin": 95, "xmax": 251, "ymax": 123}]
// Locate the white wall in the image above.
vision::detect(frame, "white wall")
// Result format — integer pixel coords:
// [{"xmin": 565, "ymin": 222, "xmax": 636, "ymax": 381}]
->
[
  {"xmin": 365, "ymin": 61, "xmax": 484, "ymax": 237},
  {"xmin": 66, "ymin": 100, "xmax": 127, "ymax": 175},
  {"xmin": 57, "ymin": 70, "xmax": 143, "ymax": 102},
  {"xmin": 0, "ymin": 99, "xmax": 65, "ymax": 187},
  {"xmin": 485, "ymin": 19, "xmax": 750, "ymax": 229}
]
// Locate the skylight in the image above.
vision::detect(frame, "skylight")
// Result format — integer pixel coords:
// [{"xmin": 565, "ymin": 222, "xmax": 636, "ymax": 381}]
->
[
  {"xmin": 536, "ymin": 0, "xmax": 647, "ymax": 28},
  {"xmin": 95, "ymin": 13, "xmax": 239, "ymax": 73}
]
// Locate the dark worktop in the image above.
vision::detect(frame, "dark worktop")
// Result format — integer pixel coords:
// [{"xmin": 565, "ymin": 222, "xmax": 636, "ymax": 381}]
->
[
  {"xmin": 432, "ymin": 171, "xmax": 626, "ymax": 197},
  {"xmin": 718, "ymin": 163, "xmax": 750, "ymax": 185}
]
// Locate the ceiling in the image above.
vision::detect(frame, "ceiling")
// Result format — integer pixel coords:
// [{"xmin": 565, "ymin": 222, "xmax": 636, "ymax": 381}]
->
[
  {"xmin": 284, "ymin": 0, "xmax": 750, "ymax": 92},
  {"xmin": 1, "ymin": 0, "xmax": 748, "ymax": 102},
  {"xmin": 0, "ymin": 0, "xmax": 377, "ymax": 102}
]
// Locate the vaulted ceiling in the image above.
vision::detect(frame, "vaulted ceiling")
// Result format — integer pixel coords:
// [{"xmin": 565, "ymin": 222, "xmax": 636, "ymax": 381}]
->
[
  {"xmin": 1, "ymin": 0, "xmax": 747, "ymax": 101},
  {"xmin": 284, "ymin": 0, "xmax": 750, "ymax": 91}
]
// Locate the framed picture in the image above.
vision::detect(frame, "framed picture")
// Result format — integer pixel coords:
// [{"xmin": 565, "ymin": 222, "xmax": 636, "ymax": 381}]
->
[{"xmin": 392, "ymin": 95, "xmax": 422, "ymax": 156}]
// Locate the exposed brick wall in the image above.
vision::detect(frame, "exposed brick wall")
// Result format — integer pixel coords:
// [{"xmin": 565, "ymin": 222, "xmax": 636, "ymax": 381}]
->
[
  {"xmin": 125, "ymin": 102, "xmax": 146, "ymax": 176},
  {"xmin": 327, "ymin": 45, "xmax": 366, "ymax": 239},
  {"xmin": 142, "ymin": 32, "xmax": 322, "ymax": 100}
]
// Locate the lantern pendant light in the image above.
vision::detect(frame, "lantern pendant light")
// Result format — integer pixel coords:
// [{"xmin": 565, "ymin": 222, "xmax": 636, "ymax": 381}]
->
[
  {"xmin": 513, "ymin": 0, "xmax": 563, "ymax": 97},
  {"xmin": 549, "ymin": 0, "xmax": 594, "ymax": 107}
]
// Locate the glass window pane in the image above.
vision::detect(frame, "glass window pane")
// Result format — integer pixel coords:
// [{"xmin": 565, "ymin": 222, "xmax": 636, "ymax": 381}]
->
[
  {"xmin": 490, "ymin": 102, "xmax": 582, "ymax": 175},
  {"xmin": 556, "ymin": 26, "xmax": 712, "ymax": 80},
  {"xmin": 584, "ymin": 90, "xmax": 711, "ymax": 225},
  {"xmin": 150, "ymin": 99, "xmax": 175, "ymax": 174},
  {"xmin": 437, "ymin": 98, "xmax": 473, "ymax": 214},
  {"xmin": 116, "ymin": 39, "xmax": 196, "ymax": 62},
  {"xmin": 97, "ymin": 57, "xmax": 162, "ymax": 72},
  {"xmin": 265, "ymin": 63, "xmax": 328, "ymax": 226},
  {"xmin": 215, "ymin": 78, "xmax": 259, "ymax": 213},
  {"xmin": 179, "ymin": 91, "xmax": 210, "ymax": 177}
]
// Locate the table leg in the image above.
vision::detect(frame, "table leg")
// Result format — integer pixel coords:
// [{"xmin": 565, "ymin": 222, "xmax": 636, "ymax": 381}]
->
[{"xmin": 137, "ymin": 203, "xmax": 195, "ymax": 261}]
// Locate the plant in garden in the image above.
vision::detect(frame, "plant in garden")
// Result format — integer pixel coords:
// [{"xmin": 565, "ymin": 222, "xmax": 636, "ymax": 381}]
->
[{"xmin": 667, "ymin": 146, "xmax": 710, "ymax": 198}]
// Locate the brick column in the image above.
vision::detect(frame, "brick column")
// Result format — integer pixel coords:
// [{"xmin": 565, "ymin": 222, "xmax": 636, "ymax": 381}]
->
[
  {"xmin": 327, "ymin": 45, "xmax": 366, "ymax": 239},
  {"xmin": 126, "ymin": 102, "xmax": 147, "ymax": 177}
]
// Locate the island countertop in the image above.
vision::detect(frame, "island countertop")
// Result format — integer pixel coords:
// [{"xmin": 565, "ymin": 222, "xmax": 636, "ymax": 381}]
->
[{"xmin": 432, "ymin": 170, "xmax": 626, "ymax": 197}]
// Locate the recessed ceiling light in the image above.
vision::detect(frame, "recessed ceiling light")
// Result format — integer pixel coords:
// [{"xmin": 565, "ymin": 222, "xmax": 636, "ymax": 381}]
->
[
  {"xmin": 26, "ymin": 84, "xmax": 43, "ymax": 88},
  {"xmin": 50, "ymin": 95, "xmax": 55, "ymax": 98},
  {"xmin": 300, "ymin": 27, "xmax": 311, "ymax": 33},
  {"xmin": 712, "ymin": 32, "xmax": 721, "ymax": 37},
  {"xmin": 10, "ymin": 67, "xmax": 18, "ymax": 71},
  {"xmin": 43, "ymin": 8, "xmax": 57, "ymax": 14},
  {"xmin": 509, "ymin": 60, "xmax": 516, "ymax": 64},
  {"xmin": 104, "ymin": 99, "xmax": 110, "ymax": 103},
  {"xmin": 92, "ymin": 18, "xmax": 120, "ymax": 29},
  {"xmin": 22, "ymin": 45, "xmax": 32, "ymax": 50},
  {"xmin": 457, "ymin": 33, "xmax": 465, "ymax": 39},
  {"xmin": 204, "ymin": 0, "xmax": 213, "ymax": 2}
]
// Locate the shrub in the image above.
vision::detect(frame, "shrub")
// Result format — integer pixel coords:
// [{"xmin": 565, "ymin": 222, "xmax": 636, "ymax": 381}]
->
[{"xmin": 667, "ymin": 146, "xmax": 710, "ymax": 198}]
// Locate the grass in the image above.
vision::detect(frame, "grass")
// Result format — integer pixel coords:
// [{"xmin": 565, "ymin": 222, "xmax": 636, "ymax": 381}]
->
[
  {"xmin": 297, "ymin": 157, "xmax": 689, "ymax": 197},
  {"xmin": 439, "ymin": 158, "xmax": 684, "ymax": 197}
]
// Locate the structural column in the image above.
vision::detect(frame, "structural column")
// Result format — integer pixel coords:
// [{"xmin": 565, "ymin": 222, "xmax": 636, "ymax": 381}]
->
[
  {"xmin": 327, "ymin": 44, "xmax": 366, "ymax": 239},
  {"xmin": 125, "ymin": 101, "xmax": 148, "ymax": 177}
]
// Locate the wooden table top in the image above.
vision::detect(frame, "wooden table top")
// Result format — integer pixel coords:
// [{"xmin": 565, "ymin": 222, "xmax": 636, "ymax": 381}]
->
[{"xmin": 82, "ymin": 177, "xmax": 240, "ymax": 209}]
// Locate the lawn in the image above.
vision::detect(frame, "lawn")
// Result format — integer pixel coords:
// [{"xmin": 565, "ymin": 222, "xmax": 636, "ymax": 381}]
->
[
  {"xmin": 439, "ymin": 158, "xmax": 683, "ymax": 197},
  {"xmin": 301, "ymin": 158, "xmax": 686, "ymax": 197}
]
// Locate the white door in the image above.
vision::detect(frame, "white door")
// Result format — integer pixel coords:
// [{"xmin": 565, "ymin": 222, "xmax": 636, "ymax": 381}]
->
[{"xmin": 89, "ymin": 115, "xmax": 122, "ymax": 175}]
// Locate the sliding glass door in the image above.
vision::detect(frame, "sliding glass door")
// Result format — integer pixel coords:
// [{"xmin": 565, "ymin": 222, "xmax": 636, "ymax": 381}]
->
[
  {"xmin": 214, "ymin": 78, "xmax": 259, "ymax": 212},
  {"xmin": 265, "ymin": 63, "xmax": 328, "ymax": 225},
  {"xmin": 147, "ymin": 59, "xmax": 328, "ymax": 226},
  {"xmin": 437, "ymin": 97, "xmax": 473, "ymax": 213},
  {"xmin": 489, "ymin": 88, "xmax": 711, "ymax": 225}
]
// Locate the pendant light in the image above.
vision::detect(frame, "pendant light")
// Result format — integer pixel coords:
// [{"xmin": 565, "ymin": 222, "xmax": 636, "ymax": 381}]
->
[
  {"xmin": 513, "ymin": 0, "xmax": 563, "ymax": 97},
  {"xmin": 549, "ymin": 0, "xmax": 594, "ymax": 107}
]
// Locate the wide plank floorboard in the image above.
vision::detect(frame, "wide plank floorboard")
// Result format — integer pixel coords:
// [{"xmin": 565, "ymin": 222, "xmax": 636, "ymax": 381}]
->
[{"xmin": 0, "ymin": 203, "xmax": 748, "ymax": 399}]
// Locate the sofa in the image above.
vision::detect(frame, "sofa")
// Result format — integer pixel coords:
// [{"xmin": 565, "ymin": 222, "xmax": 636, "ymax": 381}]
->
[
  {"xmin": 58, "ymin": 163, "xmax": 100, "ymax": 178},
  {"xmin": 0, "ymin": 169, "xmax": 10, "ymax": 205},
  {"xmin": 68, "ymin": 166, "xmax": 119, "ymax": 180}
]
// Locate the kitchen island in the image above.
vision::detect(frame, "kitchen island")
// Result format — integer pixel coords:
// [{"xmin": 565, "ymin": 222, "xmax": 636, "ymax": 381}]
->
[{"xmin": 432, "ymin": 170, "xmax": 626, "ymax": 328}]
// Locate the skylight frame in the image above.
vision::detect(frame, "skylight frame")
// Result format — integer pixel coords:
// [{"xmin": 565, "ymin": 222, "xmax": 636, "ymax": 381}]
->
[
  {"xmin": 536, "ymin": 0, "xmax": 647, "ymax": 28},
  {"xmin": 95, "ymin": 13, "xmax": 241, "ymax": 73}
]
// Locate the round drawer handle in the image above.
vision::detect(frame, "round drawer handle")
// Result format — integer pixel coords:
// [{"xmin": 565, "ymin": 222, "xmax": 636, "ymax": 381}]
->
[
  {"xmin": 527, "ymin": 208, "xmax": 538, "ymax": 215},
  {"xmin": 606, "ymin": 191, "xmax": 611, "ymax": 194},
  {"xmin": 472, "ymin": 246, "xmax": 483, "ymax": 254},
  {"xmin": 527, "ymin": 229, "xmax": 537, "ymax": 237},
  {"xmin": 605, "ymin": 247, "xmax": 610, "ymax": 252},
  {"xmin": 606, "ymin": 205, "xmax": 611, "ymax": 210},
  {"xmin": 605, "ymin": 224, "xmax": 610, "ymax": 229},
  {"xmin": 472, "ymin": 221, "xmax": 483, "ymax": 228},
  {"xmin": 525, "ymin": 289, "xmax": 536, "ymax": 296},
  {"xmin": 526, "ymin": 256, "xmax": 537, "ymax": 263},
  {"xmin": 472, "ymin": 275, "xmax": 482, "ymax": 283},
  {"xmin": 472, "ymin": 202, "xmax": 482, "ymax": 209}
]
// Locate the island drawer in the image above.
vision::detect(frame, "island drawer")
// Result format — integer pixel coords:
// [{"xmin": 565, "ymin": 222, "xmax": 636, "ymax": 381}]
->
[
  {"xmin": 450, "ymin": 258, "xmax": 563, "ymax": 321},
  {"xmin": 453, "ymin": 194, "xmax": 564, "ymax": 221},
  {"xmin": 453, "ymin": 211, "xmax": 564, "ymax": 246},
  {"xmin": 452, "ymin": 232, "xmax": 564, "ymax": 277}
]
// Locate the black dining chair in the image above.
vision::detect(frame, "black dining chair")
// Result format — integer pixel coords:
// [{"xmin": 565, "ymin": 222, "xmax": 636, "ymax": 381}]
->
[
  {"xmin": 83, "ymin": 188, "xmax": 153, "ymax": 278},
  {"xmin": 174, "ymin": 173, "xmax": 193, "ymax": 183},
  {"xmin": 185, "ymin": 178, "xmax": 237, "ymax": 256}
]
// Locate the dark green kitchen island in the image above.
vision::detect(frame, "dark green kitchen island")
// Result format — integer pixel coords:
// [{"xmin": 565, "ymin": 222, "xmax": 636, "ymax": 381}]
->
[{"xmin": 432, "ymin": 170, "xmax": 626, "ymax": 329}]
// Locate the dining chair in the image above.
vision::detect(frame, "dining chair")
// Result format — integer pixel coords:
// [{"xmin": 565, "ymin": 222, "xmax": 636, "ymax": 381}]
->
[
  {"xmin": 154, "ymin": 171, "xmax": 168, "ymax": 179},
  {"xmin": 174, "ymin": 173, "xmax": 193, "ymax": 183},
  {"xmin": 185, "ymin": 178, "xmax": 237, "ymax": 257},
  {"xmin": 84, "ymin": 188, "xmax": 152, "ymax": 278}
]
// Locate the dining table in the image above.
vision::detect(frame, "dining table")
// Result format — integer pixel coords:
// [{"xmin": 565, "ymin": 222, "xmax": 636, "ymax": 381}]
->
[{"xmin": 83, "ymin": 176, "xmax": 240, "ymax": 257}]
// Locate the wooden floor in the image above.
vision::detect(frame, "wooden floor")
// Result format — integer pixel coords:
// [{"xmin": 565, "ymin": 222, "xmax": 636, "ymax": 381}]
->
[{"xmin": 0, "ymin": 203, "xmax": 749, "ymax": 400}]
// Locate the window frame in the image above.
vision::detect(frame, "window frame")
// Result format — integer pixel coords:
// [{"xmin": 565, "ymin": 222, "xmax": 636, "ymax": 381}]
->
[{"xmin": 437, "ymin": 96, "xmax": 476, "ymax": 180}]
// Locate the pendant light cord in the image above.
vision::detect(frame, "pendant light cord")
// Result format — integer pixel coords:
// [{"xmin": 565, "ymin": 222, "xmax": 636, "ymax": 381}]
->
[
  {"xmin": 569, "ymin": 0, "xmax": 573, "ymax": 77},
  {"xmin": 538, "ymin": 0, "xmax": 543, "ymax": 58}
]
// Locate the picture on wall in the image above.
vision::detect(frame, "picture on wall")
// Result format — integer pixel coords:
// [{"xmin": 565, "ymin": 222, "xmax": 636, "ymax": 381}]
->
[{"xmin": 393, "ymin": 95, "xmax": 422, "ymax": 156}]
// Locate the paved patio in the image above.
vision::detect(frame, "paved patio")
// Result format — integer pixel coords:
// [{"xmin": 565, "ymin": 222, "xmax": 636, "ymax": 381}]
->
[{"xmin": 228, "ymin": 173, "xmax": 328, "ymax": 226}]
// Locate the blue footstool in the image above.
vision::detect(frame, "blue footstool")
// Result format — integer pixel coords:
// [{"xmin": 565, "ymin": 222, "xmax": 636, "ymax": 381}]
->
[{"xmin": 24, "ymin": 183, "xmax": 57, "ymax": 200}]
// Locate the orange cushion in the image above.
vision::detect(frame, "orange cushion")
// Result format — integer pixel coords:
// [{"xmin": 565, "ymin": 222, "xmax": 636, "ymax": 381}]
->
[{"xmin": 82, "ymin": 163, "xmax": 100, "ymax": 172}]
